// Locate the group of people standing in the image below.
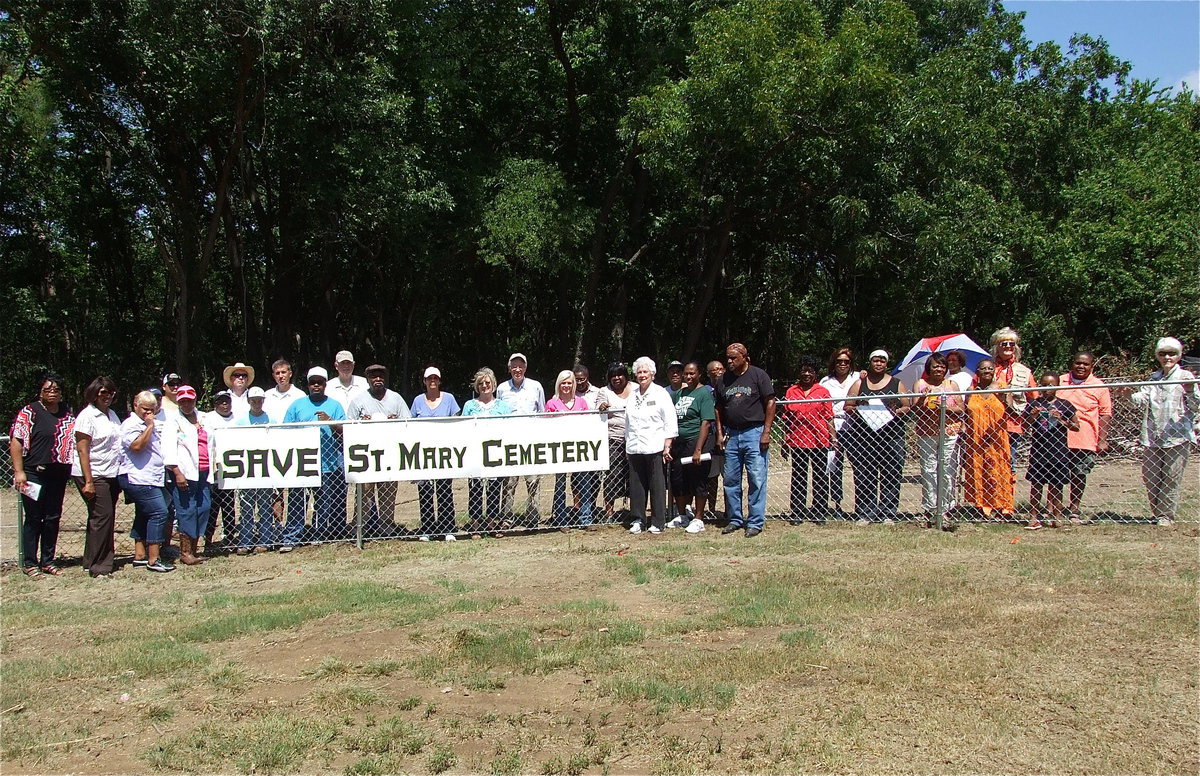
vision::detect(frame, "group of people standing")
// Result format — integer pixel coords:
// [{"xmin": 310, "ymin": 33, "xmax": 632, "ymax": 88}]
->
[
  {"xmin": 9, "ymin": 333, "xmax": 1197, "ymax": 577},
  {"xmin": 776, "ymin": 330, "xmax": 1197, "ymax": 530}
]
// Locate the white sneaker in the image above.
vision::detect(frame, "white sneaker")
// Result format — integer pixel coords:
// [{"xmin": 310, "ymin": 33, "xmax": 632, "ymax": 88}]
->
[
  {"xmin": 855, "ymin": 518, "xmax": 870, "ymax": 527},
  {"xmin": 629, "ymin": 521, "xmax": 643, "ymax": 534},
  {"xmin": 444, "ymin": 534, "xmax": 457, "ymax": 541},
  {"xmin": 685, "ymin": 518, "xmax": 706, "ymax": 534},
  {"xmin": 418, "ymin": 535, "xmax": 431, "ymax": 542},
  {"xmin": 1156, "ymin": 517, "xmax": 1175, "ymax": 526},
  {"xmin": 667, "ymin": 516, "xmax": 684, "ymax": 529},
  {"xmin": 686, "ymin": 504, "xmax": 695, "ymax": 518},
  {"xmin": 882, "ymin": 518, "xmax": 895, "ymax": 526},
  {"xmin": 648, "ymin": 525, "xmax": 662, "ymax": 534}
]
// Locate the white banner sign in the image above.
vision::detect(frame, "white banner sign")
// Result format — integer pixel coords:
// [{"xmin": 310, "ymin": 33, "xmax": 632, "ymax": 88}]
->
[
  {"xmin": 211, "ymin": 425, "xmax": 324, "ymax": 490},
  {"xmin": 343, "ymin": 413, "xmax": 609, "ymax": 483}
]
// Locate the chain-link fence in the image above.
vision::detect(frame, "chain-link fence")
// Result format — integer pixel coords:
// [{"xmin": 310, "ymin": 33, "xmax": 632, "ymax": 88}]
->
[
  {"xmin": 772, "ymin": 378, "xmax": 1198, "ymax": 529},
  {"xmin": 3, "ymin": 378, "xmax": 1196, "ymax": 567}
]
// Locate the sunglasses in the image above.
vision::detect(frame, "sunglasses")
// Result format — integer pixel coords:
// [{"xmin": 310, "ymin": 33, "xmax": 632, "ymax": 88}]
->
[
  {"xmin": 231, "ymin": 372, "xmax": 249, "ymax": 379},
  {"xmin": 834, "ymin": 359, "xmax": 851, "ymax": 364},
  {"xmin": 166, "ymin": 381, "xmax": 182, "ymax": 387},
  {"xmin": 308, "ymin": 378, "xmax": 326, "ymax": 385},
  {"xmin": 1157, "ymin": 351, "xmax": 1179, "ymax": 357}
]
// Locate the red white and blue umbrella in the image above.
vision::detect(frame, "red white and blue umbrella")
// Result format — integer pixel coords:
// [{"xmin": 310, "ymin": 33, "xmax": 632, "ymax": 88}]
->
[{"xmin": 893, "ymin": 333, "xmax": 991, "ymax": 387}]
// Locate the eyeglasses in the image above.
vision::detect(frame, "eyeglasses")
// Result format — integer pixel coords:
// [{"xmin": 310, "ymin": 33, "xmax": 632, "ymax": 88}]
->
[
  {"xmin": 834, "ymin": 359, "xmax": 851, "ymax": 364},
  {"xmin": 166, "ymin": 381, "xmax": 182, "ymax": 387},
  {"xmin": 308, "ymin": 379, "xmax": 326, "ymax": 385},
  {"xmin": 97, "ymin": 388, "xmax": 115, "ymax": 396},
  {"xmin": 231, "ymin": 372, "xmax": 249, "ymax": 379},
  {"xmin": 999, "ymin": 341, "xmax": 1016, "ymax": 346},
  {"xmin": 40, "ymin": 385, "xmax": 62, "ymax": 393},
  {"xmin": 1157, "ymin": 351, "xmax": 1179, "ymax": 357}
]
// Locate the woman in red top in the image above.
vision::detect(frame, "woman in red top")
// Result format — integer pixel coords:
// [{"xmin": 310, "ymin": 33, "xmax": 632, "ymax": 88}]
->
[{"xmin": 782, "ymin": 355, "xmax": 835, "ymax": 523}]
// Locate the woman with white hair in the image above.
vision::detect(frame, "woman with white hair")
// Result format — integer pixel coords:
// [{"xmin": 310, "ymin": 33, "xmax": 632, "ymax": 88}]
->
[
  {"xmin": 990, "ymin": 326, "xmax": 1035, "ymax": 474},
  {"xmin": 545, "ymin": 369, "xmax": 597, "ymax": 528},
  {"xmin": 623, "ymin": 357, "xmax": 678, "ymax": 534},
  {"xmin": 1122, "ymin": 337, "xmax": 1199, "ymax": 526}
]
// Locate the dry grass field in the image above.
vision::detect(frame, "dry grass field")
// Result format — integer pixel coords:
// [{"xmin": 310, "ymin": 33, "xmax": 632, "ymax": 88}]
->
[{"xmin": 1, "ymin": 520, "xmax": 1197, "ymax": 775}]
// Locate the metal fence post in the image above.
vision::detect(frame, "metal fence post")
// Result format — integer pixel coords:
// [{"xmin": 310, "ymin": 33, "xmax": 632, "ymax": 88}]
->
[
  {"xmin": 935, "ymin": 398, "xmax": 947, "ymax": 529},
  {"xmin": 16, "ymin": 492, "xmax": 26, "ymax": 569},
  {"xmin": 354, "ymin": 482, "xmax": 364, "ymax": 550}
]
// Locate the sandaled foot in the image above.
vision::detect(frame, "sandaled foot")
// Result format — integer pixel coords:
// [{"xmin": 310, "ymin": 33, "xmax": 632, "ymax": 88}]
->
[
  {"xmin": 39, "ymin": 564, "xmax": 63, "ymax": 576},
  {"xmin": 22, "ymin": 566, "xmax": 42, "ymax": 578}
]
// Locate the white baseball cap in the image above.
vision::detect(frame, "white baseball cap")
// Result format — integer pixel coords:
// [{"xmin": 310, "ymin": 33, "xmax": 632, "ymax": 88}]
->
[
  {"xmin": 247, "ymin": 386, "xmax": 266, "ymax": 399},
  {"xmin": 334, "ymin": 350, "xmax": 355, "ymax": 364},
  {"xmin": 307, "ymin": 366, "xmax": 329, "ymax": 381},
  {"xmin": 424, "ymin": 366, "xmax": 442, "ymax": 379}
]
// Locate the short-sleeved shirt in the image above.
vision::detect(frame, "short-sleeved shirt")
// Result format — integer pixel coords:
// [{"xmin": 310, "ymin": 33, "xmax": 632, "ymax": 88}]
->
[
  {"xmin": 238, "ymin": 412, "xmax": 271, "ymax": 426},
  {"xmin": 1057, "ymin": 373, "xmax": 1113, "ymax": 452},
  {"xmin": 595, "ymin": 386, "xmax": 631, "ymax": 439},
  {"xmin": 71, "ymin": 405, "xmax": 124, "ymax": 478},
  {"xmin": 327, "ymin": 375, "xmax": 369, "ymax": 408},
  {"xmin": 463, "ymin": 398, "xmax": 513, "ymax": 417},
  {"xmin": 282, "ymin": 394, "xmax": 347, "ymax": 472},
  {"xmin": 497, "ymin": 378, "xmax": 545, "ymax": 414},
  {"xmin": 263, "ymin": 384, "xmax": 306, "ymax": 423},
  {"xmin": 119, "ymin": 414, "xmax": 165, "ymax": 486},
  {"xmin": 546, "ymin": 396, "xmax": 589, "ymax": 413},
  {"xmin": 10, "ymin": 402, "xmax": 75, "ymax": 467},
  {"xmin": 1024, "ymin": 398, "xmax": 1076, "ymax": 447},
  {"xmin": 673, "ymin": 386, "xmax": 716, "ymax": 442},
  {"xmin": 348, "ymin": 390, "xmax": 412, "ymax": 420},
  {"xmin": 782, "ymin": 383, "xmax": 834, "ymax": 448},
  {"xmin": 411, "ymin": 392, "xmax": 460, "ymax": 418},
  {"xmin": 715, "ymin": 365, "xmax": 775, "ymax": 430}
]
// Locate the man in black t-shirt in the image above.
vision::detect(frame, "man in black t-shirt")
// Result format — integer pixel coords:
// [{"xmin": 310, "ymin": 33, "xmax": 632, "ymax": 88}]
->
[{"xmin": 714, "ymin": 343, "xmax": 776, "ymax": 537}]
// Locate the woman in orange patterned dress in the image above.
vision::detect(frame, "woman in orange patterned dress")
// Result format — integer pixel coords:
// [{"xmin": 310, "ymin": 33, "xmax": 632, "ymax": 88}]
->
[{"xmin": 961, "ymin": 359, "xmax": 1013, "ymax": 519}]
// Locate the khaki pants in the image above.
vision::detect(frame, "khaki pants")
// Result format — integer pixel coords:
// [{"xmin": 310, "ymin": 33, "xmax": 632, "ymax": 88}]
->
[{"xmin": 1142, "ymin": 444, "xmax": 1190, "ymax": 520}]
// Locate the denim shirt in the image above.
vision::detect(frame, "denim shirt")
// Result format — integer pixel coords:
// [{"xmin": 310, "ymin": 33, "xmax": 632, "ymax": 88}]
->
[{"xmin": 1131, "ymin": 366, "xmax": 1200, "ymax": 448}]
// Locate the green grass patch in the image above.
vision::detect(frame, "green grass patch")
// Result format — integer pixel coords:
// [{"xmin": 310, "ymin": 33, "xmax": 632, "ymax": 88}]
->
[
  {"xmin": 311, "ymin": 685, "xmax": 382, "ymax": 712},
  {"xmin": 143, "ymin": 712, "xmax": 336, "ymax": 773},
  {"xmin": 608, "ymin": 677, "xmax": 736, "ymax": 710},
  {"xmin": 552, "ymin": 598, "xmax": 619, "ymax": 613},
  {"xmin": 345, "ymin": 715, "xmax": 429, "ymax": 756},
  {"xmin": 780, "ymin": 627, "xmax": 825, "ymax": 648}
]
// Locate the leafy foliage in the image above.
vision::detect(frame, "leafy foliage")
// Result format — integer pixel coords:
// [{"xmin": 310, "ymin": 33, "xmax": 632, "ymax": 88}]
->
[{"xmin": 2, "ymin": 0, "xmax": 1196, "ymax": 415}]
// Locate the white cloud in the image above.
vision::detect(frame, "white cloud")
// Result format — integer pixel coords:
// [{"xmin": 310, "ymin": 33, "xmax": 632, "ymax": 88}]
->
[{"xmin": 1174, "ymin": 69, "xmax": 1200, "ymax": 94}]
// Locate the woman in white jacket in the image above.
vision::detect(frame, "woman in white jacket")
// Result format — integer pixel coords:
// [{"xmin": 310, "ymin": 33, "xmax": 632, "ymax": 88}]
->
[
  {"xmin": 624, "ymin": 357, "xmax": 678, "ymax": 535},
  {"xmin": 163, "ymin": 385, "xmax": 211, "ymax": 565}
]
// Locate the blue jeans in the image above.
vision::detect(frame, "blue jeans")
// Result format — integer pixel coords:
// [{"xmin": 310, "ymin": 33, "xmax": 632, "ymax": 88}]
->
[
  {"xmin": 120, "ymin": 475, "xmax": 169, "ymax": 545},
  {"xmin": 723, "ymin": 425, "xmax": 769, "ymax": 530},
  {"xmin": 283, "ymin": 470, "xmax": 348, "ymax": 545},
  {"xmin": 238, "ymin": 488, "xmax": 278, "ymax": 548},
  {"xmin": 168, "ymin": 470, "xmax": 211, "ymax": 539},
  {"xmin": 552, "ymin": 472, "xmax": 597, "ymax": 527}
]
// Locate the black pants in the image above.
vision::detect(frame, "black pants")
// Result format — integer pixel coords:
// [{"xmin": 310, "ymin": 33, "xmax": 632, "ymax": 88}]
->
[
  {"xmin": 846, "ymin": 433, "xmax": 904, "ymax": 521},
  {"xmin": 20, "ymin": 464, "xmax": 70, "ymax": 568},
  {"xmin": 417, "ymin": 479, "xmax": 456, "ymax": 536},
  {"xmin": 77, "ymin": 475, "xmax": 120, "ymax": 575},
  {"xmin": 628, "ymin": 453, "xmax": 667, "ymax": 530},
  {"xmin": 787, "ymin": 447, "xmax": 830, "ymax": 519},
  {"xmin": 207, "ymin": 486, "xmax": 237, "ymax": 542}
]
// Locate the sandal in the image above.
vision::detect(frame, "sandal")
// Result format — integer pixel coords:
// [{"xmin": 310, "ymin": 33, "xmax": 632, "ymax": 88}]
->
[
  {"xmin": 22, "ymin": 566, "xmax": 42, "ymax": 578},
  {"xmin": 39, "ymin": 564, "xmax": 63, "ymax": 576}
]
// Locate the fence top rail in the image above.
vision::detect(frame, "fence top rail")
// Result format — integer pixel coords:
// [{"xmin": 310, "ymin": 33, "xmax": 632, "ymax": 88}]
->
[
  {"xmin": 200, "ymin": 408, "xmax": 622, "ymax": 431},
  {"xmin": 775, "ymin": 378, "xmax": 1197, "ymax": 405}
]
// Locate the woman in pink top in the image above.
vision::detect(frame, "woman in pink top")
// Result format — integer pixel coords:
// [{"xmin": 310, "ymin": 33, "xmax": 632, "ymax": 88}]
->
[{"xmin": 546, "ymin": 370, "xmax": 596, "ymax": 527}]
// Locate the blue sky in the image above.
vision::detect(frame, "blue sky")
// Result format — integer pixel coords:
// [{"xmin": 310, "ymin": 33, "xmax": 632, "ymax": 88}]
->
[{"xmin": 1005, "ymin": 0, "xmax": 1199, "ymax": 93}]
